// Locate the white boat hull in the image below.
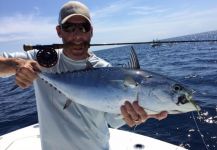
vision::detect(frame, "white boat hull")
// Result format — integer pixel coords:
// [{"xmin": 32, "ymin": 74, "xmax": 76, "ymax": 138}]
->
[{"xmin": 0, "ymin": 124, "xmax": 187, "ymax": 150}]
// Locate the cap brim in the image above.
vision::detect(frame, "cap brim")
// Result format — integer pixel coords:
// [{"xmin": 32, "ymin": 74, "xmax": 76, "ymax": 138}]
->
[{"xmin": 61, "ymin": 14, "xmax": 92, "ymax": 25}]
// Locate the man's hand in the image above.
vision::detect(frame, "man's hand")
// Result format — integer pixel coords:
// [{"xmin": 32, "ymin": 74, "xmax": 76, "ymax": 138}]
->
[
  {"xmin": 15, "ymin": 59, "xmax": 41, "ymax": 89},
  {"xmin": 121, "ymin": 101, "xmax": 168, "ymax": 127}
]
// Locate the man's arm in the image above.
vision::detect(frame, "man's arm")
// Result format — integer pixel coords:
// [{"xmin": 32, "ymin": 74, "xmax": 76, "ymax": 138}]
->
[
  {"xmin": 0, "ymin": 56, "xmax": 41, "ymax": 88},
  {"xmin": 0, "ymin": 56, "xmax": 21, "ymax": 76}
]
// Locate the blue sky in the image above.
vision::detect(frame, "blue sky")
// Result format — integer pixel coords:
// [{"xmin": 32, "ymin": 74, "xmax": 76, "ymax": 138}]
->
[{"xmin": 0, "ymin": 0, "xmax": 217, "ymax": 51}]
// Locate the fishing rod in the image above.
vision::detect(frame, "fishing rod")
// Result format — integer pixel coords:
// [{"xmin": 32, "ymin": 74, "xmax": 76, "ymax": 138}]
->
[
  {"xmin": 23, "ymin": 39, "xmax": 217, "ymax": 68},
  {"xmin": 23, "ymin": 39, "xmax": 217, "ymax": 51}
]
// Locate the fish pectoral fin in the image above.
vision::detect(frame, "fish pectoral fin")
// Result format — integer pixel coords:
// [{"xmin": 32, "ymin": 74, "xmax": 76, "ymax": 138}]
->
[
  {"xmin": 63, "ymin": 99, "xmax": 72, "ymax": 110},
  {"xmin": 123, "ymin": 76, "xmax": 139, "ymax": 88},
  {"xmin": 110, "ymin": 77, "xmax": 139, "ymax": 88},
  {"xmin": 110, "ymin": 80, "xmax": 123, "ymax": 84}
]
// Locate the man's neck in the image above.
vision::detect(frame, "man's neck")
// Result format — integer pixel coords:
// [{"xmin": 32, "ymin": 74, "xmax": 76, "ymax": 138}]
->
[{"xmin": 63, "ymin": 49, "xmax": 90, "ymax": 60}]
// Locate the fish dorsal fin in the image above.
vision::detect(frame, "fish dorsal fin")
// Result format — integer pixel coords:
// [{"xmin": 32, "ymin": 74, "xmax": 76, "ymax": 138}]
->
[{"xmin": 127, "ymin": 46, "xmax": 140, "ymax": 69}]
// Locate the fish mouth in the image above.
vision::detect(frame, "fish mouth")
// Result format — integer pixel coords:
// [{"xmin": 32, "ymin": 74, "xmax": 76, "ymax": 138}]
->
[
  {"xmin": 176, "ymin": 95, "xmax": 189, "ymax": 105},
  {"xmin": 176, "ymin": 94, "xmax": 201, "ymax": 113},
  {"xmin": 189, "ymin": 98, "xmax": 201, "ymax": 112}
]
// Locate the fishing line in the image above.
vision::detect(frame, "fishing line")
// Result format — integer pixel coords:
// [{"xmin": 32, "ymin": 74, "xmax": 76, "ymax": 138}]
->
[
  {"xmin": 133, "ymin": 124, "xmax": 138, "ymax": 132},
  {"xmin": 191, "ymin": 112, "xmax": 209, "ymax": 150}
]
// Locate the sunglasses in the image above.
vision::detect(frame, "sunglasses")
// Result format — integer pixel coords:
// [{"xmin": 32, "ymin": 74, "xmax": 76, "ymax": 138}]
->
[{"xmin": 61, "ymin": 22, "xmax": 91, "ymax": 33}]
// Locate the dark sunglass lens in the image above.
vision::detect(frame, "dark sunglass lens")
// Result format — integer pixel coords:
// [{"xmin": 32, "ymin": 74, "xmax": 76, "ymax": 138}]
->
[
  {"xmin": 61, "ymin": 23, "xmax": 76, "ymax": 32},
  {"xmin": 61, "ymin": 22, "xmax": 91, "ymax": 33},
  {"xmin": 82, "ymin": 22, "xmax": 91, "ymax": 32},
  {"xmin": 79, "ymin": 26, "xmax": 86, "ymax": 33}
]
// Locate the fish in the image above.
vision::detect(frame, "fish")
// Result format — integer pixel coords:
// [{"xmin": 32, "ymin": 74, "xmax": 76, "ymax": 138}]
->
[{"xmin": 38, "ymin": 47, "xmax": 200, "ymax": 114}]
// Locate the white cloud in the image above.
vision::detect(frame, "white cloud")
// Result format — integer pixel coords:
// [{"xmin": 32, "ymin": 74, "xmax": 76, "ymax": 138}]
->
[
  {"xmin": 0, "ymin": 0, "xmax": 217, "ymax": 52},
  {"xmin": 92, "ymin": 2, "xmax": 217, "ymax": 48},
  {"xmin": 129, "ymin": 6, "xmax": 169, "ymax": 16},
  {"xmin": 91, "ymin": 0, "xmax": 135, "ymax": 19},
  {"xmin": 0, "ymin": 13, "xmax": 58, "ymax": 43}
]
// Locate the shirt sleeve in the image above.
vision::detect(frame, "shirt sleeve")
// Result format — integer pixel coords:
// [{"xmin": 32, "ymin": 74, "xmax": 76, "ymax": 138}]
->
[
  {"xmin": 105, "ymin": 113, "xmax": 126, "ymax": 128},
  {"xmin": 2, "ymin": 50, "xmax": 37, "ymax": 60}
]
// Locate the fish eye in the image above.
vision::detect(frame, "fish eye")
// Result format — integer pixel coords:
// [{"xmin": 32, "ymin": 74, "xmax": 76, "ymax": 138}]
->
[{"xmin": 173, "ymin": 84, "xmax": 183, "ymax": 92}]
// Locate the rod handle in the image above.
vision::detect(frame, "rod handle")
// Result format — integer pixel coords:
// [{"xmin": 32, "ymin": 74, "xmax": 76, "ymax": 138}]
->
[{"xmin": 23, "ymin": 44, "xmax": 33, "ymax": 51}]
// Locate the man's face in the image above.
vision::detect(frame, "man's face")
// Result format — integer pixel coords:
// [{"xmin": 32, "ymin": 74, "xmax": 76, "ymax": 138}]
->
[{"xmin": 56, "ymin": 15, "xmax": 93, "ymax": 60}]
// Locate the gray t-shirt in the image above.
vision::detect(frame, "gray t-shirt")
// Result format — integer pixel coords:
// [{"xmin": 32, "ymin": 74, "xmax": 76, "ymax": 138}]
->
[{"xmin": 2, "ymin": 49, "xmax": 125, "ymax": 150}]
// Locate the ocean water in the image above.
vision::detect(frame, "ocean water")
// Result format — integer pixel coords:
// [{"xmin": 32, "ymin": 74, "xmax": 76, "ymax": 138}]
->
[{"xmin": 0, "ymin": 31, "xmax": 217, "ymax": 150}]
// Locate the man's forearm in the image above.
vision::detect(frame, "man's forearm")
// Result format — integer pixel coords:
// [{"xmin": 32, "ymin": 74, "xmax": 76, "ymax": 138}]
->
[{"xmin": 0, "ymin": 57, "xmax": 18, "ymax": 76}]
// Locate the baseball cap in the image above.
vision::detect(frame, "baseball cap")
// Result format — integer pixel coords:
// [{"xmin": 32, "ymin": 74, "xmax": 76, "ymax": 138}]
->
[{"xmin": 58, "ymin": 1, "xmax": 91, "ymax": 25}]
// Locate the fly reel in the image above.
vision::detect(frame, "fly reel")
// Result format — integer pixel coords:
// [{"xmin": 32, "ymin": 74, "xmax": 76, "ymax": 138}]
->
[{"xmin": 36, "ymin": 48, "xmax": 58, "ymax": 68}]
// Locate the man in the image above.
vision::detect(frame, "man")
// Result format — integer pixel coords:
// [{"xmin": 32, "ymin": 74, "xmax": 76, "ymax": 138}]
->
[{"xmin": 0, "ymin": 1, "xmax": 167, "ymax": 150}]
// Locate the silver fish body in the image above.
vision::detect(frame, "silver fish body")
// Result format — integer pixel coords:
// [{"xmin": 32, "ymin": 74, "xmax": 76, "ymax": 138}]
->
[{"xmin": 39, "ymin": 66, "xmax": 200, "ymax": 114}]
